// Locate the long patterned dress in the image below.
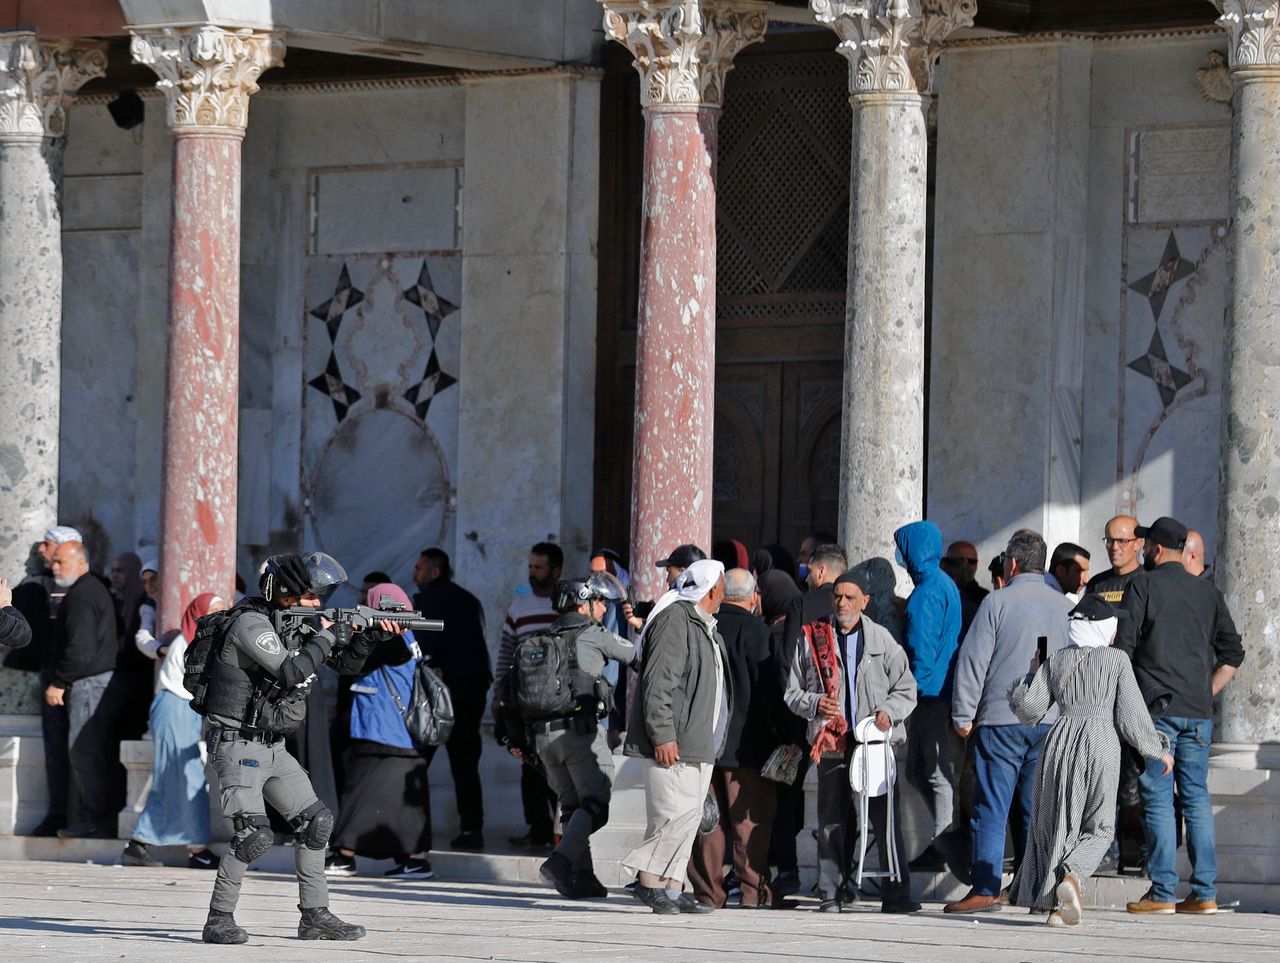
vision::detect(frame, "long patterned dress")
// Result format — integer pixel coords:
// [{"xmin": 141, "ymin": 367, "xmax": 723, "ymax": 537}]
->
[{"xmin": 1007, "ymin": 645, "xmax": 1169, "ymax": 909}]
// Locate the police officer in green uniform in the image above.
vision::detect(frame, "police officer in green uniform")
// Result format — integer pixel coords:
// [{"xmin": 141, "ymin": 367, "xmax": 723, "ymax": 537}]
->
[
  {"xmin": 514, "ymin": 573, "xmax": 637, "ymax": 899},
  {"xmin": 200, "ymin": 552, "xmax": 384, "ymax": 944}
]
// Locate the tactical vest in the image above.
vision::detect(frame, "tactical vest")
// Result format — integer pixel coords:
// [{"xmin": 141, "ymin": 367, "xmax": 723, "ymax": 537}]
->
[{"xmin": 200, "ymin": 597, "xmax": 277, "ymax": 725}]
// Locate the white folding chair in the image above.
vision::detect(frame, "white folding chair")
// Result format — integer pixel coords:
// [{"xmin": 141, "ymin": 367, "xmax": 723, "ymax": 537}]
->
[{"xmin": 849, "ymin": 715, "xmax": 900, "ymax": 889}]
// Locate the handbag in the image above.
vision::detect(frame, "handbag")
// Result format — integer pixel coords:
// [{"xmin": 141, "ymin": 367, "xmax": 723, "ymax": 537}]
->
[
  {"xmin": 760, "ymin": 743, "xmax": 805, "ymax": 785},
  {"xmin": 380, "ymin": 643, "xmax": 455, "ymax": 750}
]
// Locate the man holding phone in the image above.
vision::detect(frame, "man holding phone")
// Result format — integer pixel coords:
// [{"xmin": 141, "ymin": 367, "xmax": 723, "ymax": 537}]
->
[{"xmin": 945, "ymin": 530, "xmax": 1072, "ymax": 914}]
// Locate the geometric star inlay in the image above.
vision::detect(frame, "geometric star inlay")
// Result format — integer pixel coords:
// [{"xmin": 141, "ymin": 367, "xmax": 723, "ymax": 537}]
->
[
  {"xmin": 306, "ymin": 262, "xmax": 365, "ymax": 422},
  {"xmin": 1128, "ymin": 231, "xmax": 1197, "ymax": 322},
  {"xmin": 402, "ymin": 260, "xmax": 457, "ymax": 341},
  {"xmin": 1127, "ymin": 327, "xmax": 1193, "ymax": 410},
  {"xmin": 402, "ymin": 347, "xmax": 457, "ymax": 420}
]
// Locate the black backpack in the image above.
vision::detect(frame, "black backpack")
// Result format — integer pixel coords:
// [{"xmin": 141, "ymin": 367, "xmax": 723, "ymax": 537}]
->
[{"xmin": 509, "ymin": 630, "xmax": 581, "ymax": 721}]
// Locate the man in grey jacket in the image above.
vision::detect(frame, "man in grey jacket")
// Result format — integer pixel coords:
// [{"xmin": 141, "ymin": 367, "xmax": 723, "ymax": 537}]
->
[
  {"xmin": 785, "ymin": 570, "xmax": 918, "ymax": 913},
  {"xmin": 945, "ymin": 530, "xmax": 1071, "ymax": 914},
  {"xmin": 622, "ymin": 559, "xmax": 731, "ymax": 914}
]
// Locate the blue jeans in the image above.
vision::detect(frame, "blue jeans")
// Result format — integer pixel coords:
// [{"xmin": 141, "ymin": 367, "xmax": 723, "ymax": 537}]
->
[
  {"xmin": 970, "ymin": 723, "xmax": 1049, "ymax": 896},
  {"xmin": 1139, "ymin": 716, "xmax": 1216, "ymax": 902}
]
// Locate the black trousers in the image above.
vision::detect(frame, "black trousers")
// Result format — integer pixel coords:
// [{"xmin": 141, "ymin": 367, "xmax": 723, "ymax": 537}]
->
[
  {"xmin": 423, "ymin": 691, "xmax": 486, "ymax": 833},
  {"xmin": 39, "ymin": 665, "xmax": 70, "ymax": 823},
  {"xmin": 520, "ymin": 763, "xmax": 557, "ymax": 840}
]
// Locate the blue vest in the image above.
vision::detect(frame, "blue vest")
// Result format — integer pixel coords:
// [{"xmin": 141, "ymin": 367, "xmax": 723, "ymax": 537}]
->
[{"xmin": 348, "ymin": 631, "xmax": 416, "ymax": 750}]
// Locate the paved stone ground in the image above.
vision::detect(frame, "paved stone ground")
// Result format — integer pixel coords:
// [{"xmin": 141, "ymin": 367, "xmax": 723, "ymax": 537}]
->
[{"xmin": 1, "ymin": 860, "xmax": 1275, "ymax": 962}]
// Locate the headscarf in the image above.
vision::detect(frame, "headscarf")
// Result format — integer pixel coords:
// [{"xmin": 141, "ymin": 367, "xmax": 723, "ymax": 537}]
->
[
  {"xmin": 759, "ymin": 569, "xmax": 802, "ymax": 625},
  {"xmin": 851, "ymin": 557, "xmax": 906, "ymax": 643},
  {"xmin": 181, "ymin": 592, "xmax": 224, "ymax": 643},
  {"xmin": 713, "ymin": 539, "xmax": 750, "ymax": 571},
  {"xmin": 113, "ymin": 552, "xmax": 145, "ymax": 623},
  {"xmin": 141, "ymin": 559, "xmax": 159, "ymax": 578},
  {"xmin": 758, "ymin": 543, "xmax": 799, "ymax": 583},
  {"xmin": 1068, "ymin": 616, "xmax": 1116, "ymax": 649},
  {"xmin": 638, "ymin": 559, "xmax": 726, "ymax": 649}
]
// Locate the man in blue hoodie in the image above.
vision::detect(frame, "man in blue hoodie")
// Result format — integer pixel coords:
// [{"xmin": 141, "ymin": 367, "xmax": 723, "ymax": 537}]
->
[{"xmin": 893, "ymin": 521, "xmax": 962, "ymax": 870}]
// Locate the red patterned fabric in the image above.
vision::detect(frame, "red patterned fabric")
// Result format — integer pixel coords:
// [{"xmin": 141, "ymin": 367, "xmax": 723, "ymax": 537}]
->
[{"xmin": 804, "ymin": 620, "xmax": 847, "ymax": 762}]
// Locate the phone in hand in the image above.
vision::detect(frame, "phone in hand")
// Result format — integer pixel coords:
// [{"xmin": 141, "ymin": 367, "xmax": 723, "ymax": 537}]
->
[{"xmin": 1036, "ymin": 635, "xmax": 1048, "ymax": 665}]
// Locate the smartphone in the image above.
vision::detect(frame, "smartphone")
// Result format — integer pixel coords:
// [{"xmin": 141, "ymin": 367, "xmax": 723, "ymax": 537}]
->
[{"xmin": 1036, "ymin": 635, "xmax": 1048, "ymax": 665}]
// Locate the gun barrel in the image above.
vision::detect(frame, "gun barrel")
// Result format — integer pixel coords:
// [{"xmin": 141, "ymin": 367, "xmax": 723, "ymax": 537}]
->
[{"xmin": 383, "ymin": 613, "xmax": 445, "ymax": 633}]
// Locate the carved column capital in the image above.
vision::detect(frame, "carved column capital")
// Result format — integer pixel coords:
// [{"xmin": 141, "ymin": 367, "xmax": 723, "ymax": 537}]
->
[
  {"xmin": 129, "ymin": 24, "xmax": 284, "ymax": 134},
  {"xmin": 810, "ymin": 0, "xmax": 975, "ymax": 97},
  {"xmin": 1212, "ymin": 1, "xmax": 1280, "ymax": 71},
  {"xmin": 599, "ymin": 0, "xmax": 767, "ymax": 108},
  {"xmin": 0, "ymin": 33, "xmax": 107, "ymax": 141}
]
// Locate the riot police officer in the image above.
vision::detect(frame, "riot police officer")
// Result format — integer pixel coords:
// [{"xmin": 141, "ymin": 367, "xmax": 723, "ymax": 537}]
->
[
  {"xmin": 200, "ymin": 552, "xmax": 380, "ymax": 944},
  {"xmin": 508, "ymin": 573, "xmax": 637, "ymax": 899}
]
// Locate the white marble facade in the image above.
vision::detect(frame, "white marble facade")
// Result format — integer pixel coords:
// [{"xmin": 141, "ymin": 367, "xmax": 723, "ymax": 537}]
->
[{"xmin": 930, "ymin": 32, "xmax": 1234, "ymax": 569}]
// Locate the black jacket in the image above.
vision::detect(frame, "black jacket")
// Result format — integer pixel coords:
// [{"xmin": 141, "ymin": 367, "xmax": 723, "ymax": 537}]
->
[
  {"xmin": 0, "ymin": 607, "xmax": 31, "ymax": 651},
  {"xmin": 413, "ymin": 578, "xmax": 492, "ymax": 695},
  {"xmin": 715, "ymin": 604, "xmax": 784, "ymax": 769},
  {"xmin": 800, "ymin": 585, "xmax": 834, "ymax": 626},
  {"xmin": 1117, "ymin": 562, "xmax": 1245, "ymax": 719},
  {"xmin": 52, "ymin": 573, "xmax": 118, "ymax": 688}
]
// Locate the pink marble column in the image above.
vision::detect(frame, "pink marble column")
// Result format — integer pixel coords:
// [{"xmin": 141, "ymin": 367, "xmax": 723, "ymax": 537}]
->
[
  {"xmin": 131, "ymin": 25, "xmax": 283, "ymax": 629},
  {"xmin": 601, "ymin": 1, "xmax": 766, "ymax": 601}
]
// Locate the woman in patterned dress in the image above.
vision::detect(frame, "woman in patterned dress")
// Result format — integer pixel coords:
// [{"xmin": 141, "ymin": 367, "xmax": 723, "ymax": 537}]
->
[{"xmin": 1007, "ymin": 595, "xmax": 1173, "ymax": 926}]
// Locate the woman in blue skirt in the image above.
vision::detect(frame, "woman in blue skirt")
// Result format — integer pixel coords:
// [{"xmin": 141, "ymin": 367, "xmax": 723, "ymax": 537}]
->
[{"xmin": 123, "ymin": 592, "xmax": 224, "ymax": 869}]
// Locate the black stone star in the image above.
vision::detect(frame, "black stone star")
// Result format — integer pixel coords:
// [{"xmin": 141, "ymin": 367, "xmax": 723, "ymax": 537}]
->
[
  {"xmin": 403, "ymin": 348, "xmax": 457, "ymax": 420},
  {"xmin": 402, "ymin": 260, "xmax": 457, "ymax": 341},
  {"xmin": 310, "ymin": 264, "xmax": 365, "ymax": 341},
  {"xmin": 1128, "ymin": 327, "xmax": 1193, "ymax": 410},
  {"xmin": 1129, "ymin": 232, "xmax": 1197, "ymax": 322},
  {"xmin": 308, "ymin": 350, "xmax": 362, "ymax": 421}
]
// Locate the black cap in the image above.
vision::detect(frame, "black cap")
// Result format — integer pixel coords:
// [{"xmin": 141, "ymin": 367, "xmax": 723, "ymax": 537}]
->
[
  {"xmin": 1069, "ymin": 594, "xmax": 1129, "ymax": 622},
  {"xmin": 833, "ymin": 569, "xmax": 871, "ymax": 595},
  {"xmin": 1134, "ymin": 516, "xmax": 1187, "ymax": 550},
  {"xmin": 656, "ymin": 544, "xmax": 705, "ymax": 569}
]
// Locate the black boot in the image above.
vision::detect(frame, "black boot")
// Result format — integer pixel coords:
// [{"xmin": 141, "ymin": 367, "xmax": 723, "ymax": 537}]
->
[
  {"xmin": 297, "ymin": 905, "xmax": 366, "ymax": 941},
  {"xmin": 202, "ymin": 909, "xmax": 248, "ymax": 944},
  {"xmin": 571, "ymin": 870, "xmax": 608, "ymax": 899}
]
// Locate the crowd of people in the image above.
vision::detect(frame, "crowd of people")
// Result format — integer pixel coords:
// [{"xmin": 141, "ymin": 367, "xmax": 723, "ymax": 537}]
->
[{"xmin": 0, "ymin": 509, "xmax": 1245, "ymax": 938}]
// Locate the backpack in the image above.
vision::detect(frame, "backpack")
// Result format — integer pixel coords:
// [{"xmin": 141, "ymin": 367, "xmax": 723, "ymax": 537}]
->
[
  {"xmin": 380, "ymin": 640, "xmax": 455, "ymax": 751},
  {"xmin": 183, "ymin": 607, "xmax": 239, "ymax": 716},
  {"xmin": 509, "ymin": 630, "xmax": 581, "ymax": 721}
]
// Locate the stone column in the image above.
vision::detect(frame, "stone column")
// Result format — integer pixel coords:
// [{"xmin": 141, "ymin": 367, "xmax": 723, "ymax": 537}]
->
[
  {"xmin": 811, "ymin": 0, "xmax": 972, "ymax": 577},
  {"xmin": 1213, "ymin": 1, "xmax": 1280, "ymax": 745},
  {"xmin": 0, "ymin": 34, "xmax": 104, "ymax": 579},
  {"xmin": 130, "ymin": 25, "xmax": 283, "ymax": 629},
  {"xmin": 600, "ymin": 1, "xmax": 766, "ymax": 603}
]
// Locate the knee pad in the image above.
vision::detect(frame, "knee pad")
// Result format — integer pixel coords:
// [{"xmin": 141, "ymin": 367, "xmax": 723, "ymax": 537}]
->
[
  {"xmin": 580, "ymin": 795, "xmax": 609, "ymax": 833},
  {"xmin": 292, "ymin": 800, "xmax": 334, "ymax": 850},
  {"xmin": 231, "ymin": 813, "xmax": 273, "ymax": 864}
]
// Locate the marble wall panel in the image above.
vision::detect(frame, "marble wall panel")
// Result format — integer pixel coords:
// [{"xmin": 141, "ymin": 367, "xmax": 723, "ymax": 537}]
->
[
  {"xmin": 300, "ymin": 254, "xmax": 462, "ymax": 604},
  {"xmin": 311, "ymin": 166, "xmax": 460, "ymax": 255},
  {"xmin": 61, "ymin": 174, "xmax": 142, "ymax": 232},
  {"xmin": 61, "ymin": 103, "xmax": 144, "ymax": 177}
]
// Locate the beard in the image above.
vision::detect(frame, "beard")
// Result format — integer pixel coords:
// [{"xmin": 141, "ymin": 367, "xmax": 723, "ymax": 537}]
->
[
  {"xmin": 53, "ymin": 574, "xmax": 76, "ymax": 588},
  {"xmin": 1143, "ymin": 554, "xmax": 1158, "ymax": 572}
]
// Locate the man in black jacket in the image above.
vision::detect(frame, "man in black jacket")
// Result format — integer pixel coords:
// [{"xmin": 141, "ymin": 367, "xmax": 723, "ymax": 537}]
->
[
  {"xmin": 45, "ymin": 541, "xmax": 120, "ymax": 838},
  {"xmin": 412, "ymin": 548, "xmax": 492, "ymax": 850},
  {"xmin": 687, "ymin": 568, "xmax": 783, "ymax": 908},
  {"xmin": 1118, "ymin": 516, "xmax": 1245, "ymax": 916}
]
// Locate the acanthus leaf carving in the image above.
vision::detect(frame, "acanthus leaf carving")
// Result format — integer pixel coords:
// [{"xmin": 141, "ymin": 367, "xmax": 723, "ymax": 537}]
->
[
  {"xmin": 1212, "ymin": 1, "xmax": 1280, "ymax": 69},
  {"xmin": 0, "ymin": 34, "xmax": 107, "ymax": 140},
  {"xmin": 599, "ymin": 1, "xmax": 768, "ymax": 108},
  {"xmin": 810, "ymin": 0, "xmax": 975, "ymax": 96},
  {"xmin": 130, "ymin": 25, "xmax": 284, "ymax": 132}
]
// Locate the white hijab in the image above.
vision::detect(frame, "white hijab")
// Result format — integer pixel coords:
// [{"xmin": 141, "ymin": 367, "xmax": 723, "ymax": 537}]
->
[
  {"xmin": 637, "ymin": 558, "xmax": 725, "ymax": 651},
  {"xmin": 1068, "ymin": 615, "xmax": 1117, "ymax": 649}
]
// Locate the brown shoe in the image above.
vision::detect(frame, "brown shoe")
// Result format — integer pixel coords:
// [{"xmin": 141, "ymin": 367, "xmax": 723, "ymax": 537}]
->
[
  {"xmin": 1126, "ymin": 896, "xmax": 1175, "ymax": 914},
  {"xmin": 1175, "ymin": 896, "xmax": 1218, "ymax": 915},
  {"xmin": 944, "ymin": 891, "xmax": 1002, "ymax": 914},
  {"xmin": 1055, "ymin": 874, "xmax": 1083, "ymax": 925}
]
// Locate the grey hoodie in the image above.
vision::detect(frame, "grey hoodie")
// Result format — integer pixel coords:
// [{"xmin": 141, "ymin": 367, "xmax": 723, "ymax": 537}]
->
[{"xmin": 951, "ymin": 573, "xmax": 1072, "ymax": 729}]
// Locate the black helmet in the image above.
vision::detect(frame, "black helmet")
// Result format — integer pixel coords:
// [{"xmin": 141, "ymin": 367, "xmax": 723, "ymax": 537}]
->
[
  {"xmin": 260, "ymin": 551, "xmax": 347, "ymax": 602},
  {"xmin": 552, "ymin": 572, "xmax": 626, "ymax": 614}
]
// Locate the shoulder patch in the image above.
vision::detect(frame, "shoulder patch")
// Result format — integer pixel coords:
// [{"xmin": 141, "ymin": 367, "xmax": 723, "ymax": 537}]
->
[{"xmin": 253, "ymin": 632, "xmax": 281, "ymax": 656}]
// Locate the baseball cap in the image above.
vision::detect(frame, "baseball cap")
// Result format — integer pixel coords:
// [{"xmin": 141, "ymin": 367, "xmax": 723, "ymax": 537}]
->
[
  {"xmin": 43, "ymin": 526, "xmax": 83, "ymax": 544},
  {"xmin": 1069, "ymin": 594, "xmax": 1129, "ymax": 622},
  {"xmin": 655, "ymin": 544, "xmax": 706, "ymax": 569},
  {"xmin": 1134, "ymin": 516, "xmax": 1187, "ymax": 550}
]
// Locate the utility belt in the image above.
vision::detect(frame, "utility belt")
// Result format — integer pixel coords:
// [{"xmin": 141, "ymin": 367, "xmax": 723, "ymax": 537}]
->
[
  {"xmin": 207, "ymin": 724, "xmax": 282, "ymax": 746},
  {"xmin": 527, "ymin": 712, "xmax": 598, "ymax": 738}
]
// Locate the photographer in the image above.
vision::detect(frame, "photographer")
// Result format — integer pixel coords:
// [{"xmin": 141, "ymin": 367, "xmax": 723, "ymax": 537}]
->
[
  {"xmin": 505, "ymin": 573, "xmax": 637, "ymax": 900},
  {"xmin": 198, "ymin": 552, "xmax": 384, "ymax": 945}
]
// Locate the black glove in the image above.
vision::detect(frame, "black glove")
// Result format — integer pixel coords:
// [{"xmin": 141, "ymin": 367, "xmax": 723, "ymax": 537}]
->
[{"xmin": 329, "ymin": 618, "xmax": 353, "ymax": 651}]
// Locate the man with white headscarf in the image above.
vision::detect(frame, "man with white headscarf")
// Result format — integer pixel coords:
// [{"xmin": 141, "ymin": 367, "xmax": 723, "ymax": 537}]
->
[
  {"xmin": 622, "ymin": 559, "xmax": 731, "ymax": 914},
  {"xmin": 1005, "ymin": 595, "xmax": 1172, "ymax": 926}
]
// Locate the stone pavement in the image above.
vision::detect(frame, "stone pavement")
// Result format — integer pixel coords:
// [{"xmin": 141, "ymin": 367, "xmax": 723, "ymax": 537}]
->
[{"xmin": 1, "ymin": 860, "xmax": 1277, "ymax": 962}]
